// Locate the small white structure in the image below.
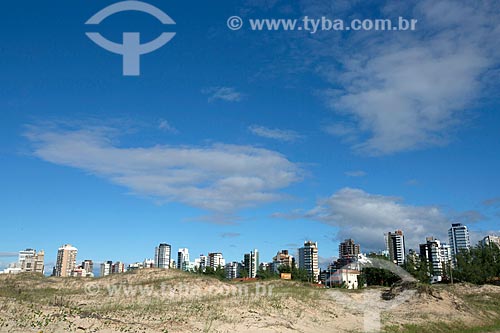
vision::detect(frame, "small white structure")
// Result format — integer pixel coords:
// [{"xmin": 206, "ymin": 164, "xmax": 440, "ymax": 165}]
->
[
  {"xmin": 329, "ymin": 269, "xmax": 360, "ymax": 289},
  {"xmin": 0, "ymin": 265, "xmax": 22, "ymax": 275},
  {"xmin": 70, "ymin": 268, "xmax": 88, "ymax": 277}
]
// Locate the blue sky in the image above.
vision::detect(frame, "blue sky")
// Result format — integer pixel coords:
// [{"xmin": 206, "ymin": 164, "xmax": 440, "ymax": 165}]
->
[{"xmin": 1, "ymin": 0, "xmax": 499, "ymax": 272}]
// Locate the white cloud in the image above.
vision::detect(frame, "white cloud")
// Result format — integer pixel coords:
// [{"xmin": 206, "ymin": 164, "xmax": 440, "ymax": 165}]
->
[
  {"xmin": 25, "ymin": 125, "xmax": 302, "ymax": 217},
  {"xmin": 158, "ymin": 119, "xmax": 178, "ymax": 134},
  {"xmin": 249, "ymin": 125, "xmax": 303, "ymax": 142},
  {"xmin": 202, "ymin": 87, "xmax": 243, "ymax": 103},
  {"xmin": 313, "ymin": 0, "xmax": 500, "ymax": 155},
  {"xmin": 345, "ymin": 170, "xmax": 367, "ymax": 177},
  {"xmin": 330, "ymin": 46, "xmax": 489, "ymax": 155},
  {"xmin": 300, "ymin": 188, "xmax": 450, "ymax": 251}
]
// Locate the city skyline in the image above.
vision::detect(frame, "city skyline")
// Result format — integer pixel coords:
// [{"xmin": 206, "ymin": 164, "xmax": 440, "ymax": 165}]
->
[
  {"xmin": 2, "ymin": 222, "xmax": 495, "ymax": 277},
  {"xmin": 1, "ymin": 0, "xmax": 500, "ymax": 272}
]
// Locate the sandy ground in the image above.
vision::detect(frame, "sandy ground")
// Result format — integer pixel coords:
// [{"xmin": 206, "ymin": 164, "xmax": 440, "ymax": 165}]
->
[{"xmin": 0, "ymin": 269, "xmax": 499, "ymax": 333}]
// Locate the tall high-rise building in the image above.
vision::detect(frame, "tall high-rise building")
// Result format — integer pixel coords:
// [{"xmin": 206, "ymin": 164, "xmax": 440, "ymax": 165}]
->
[
  {"xmin": 81, "ymin": 260, "xmax": 93, "ymax": 275},
  {"xmin": 420, "ymin": 238, "xmax": 441, "ymax": 278},
  {"xmin": 208, "ymin": 253, "xmax": 225, "ymax": 269},
  {"xmin": 386, "ymin": 230, "xmax": 406, "ymax": 266},
  {"xmin": 271, "ymin": 250, "xmax": 294, "ymax": 273},
  {"xmin": 197, "ymin": 254, "xmax": 208, "ymax": 271},
  {"xmin": 155, "ymin": 243, "xmax": 171, "ymax": 269},
  {"xmin": 54, "ymin": 244, "xmax": 78, "ymax": 277},
  {"xmin": 112, "ymin": 261, "xmax": 125, "ymax": 274},
  {"xmin": 177, "ymin": 248, "xmax": 190, "ymax": 271},
  {"xmin": 448, "ymin": 223, "xmax": 470, "ymax": 262},
  {"xmin": 406, "ymin": 249, "xmax": 420, "ymax": 271},
  {"xmin": 225, "ymin": 261, "xmax": 240, "ymax": 279},
  {"xmin": 419, "ymin": 237, "xmax": 453, "ymax": 283},
  {"xmin": 100, "ymin": 261, "xmax": 113, "ymax": 277},
  {"xmin": 298, "ymin": 241, "xmax": 319, "ymax": 283},
  {"xmin": 339, "ymin": 239, "xmax": 361, "ymax": 259},
  {"xmin": 18, "ymin": 249, "xmax": 45, "ymax": 274},
  {"xmin": 243, "ymin": 249, "xmax": 259, "ymax": 278}
]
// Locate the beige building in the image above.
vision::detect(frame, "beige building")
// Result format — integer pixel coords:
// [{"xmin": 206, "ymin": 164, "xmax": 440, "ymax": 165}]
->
[
  {"xmin": 54, "ymin": 244, "xmax": 78, "ymax": 277},
  {"xmin": 19, "ymin": 249, "xmax": 45, "ymax": 274},
  {"xmin": 271, "ymin": 250, "xmax": 294, "ymax": 273}
]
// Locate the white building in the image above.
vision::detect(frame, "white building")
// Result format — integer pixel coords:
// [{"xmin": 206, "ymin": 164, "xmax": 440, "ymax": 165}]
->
[
  {"xmin": 70, "ymin": 268, "xmax": 88, "ymax": 277},
  {"xmin": 420, "ymin": 237, "xmax": 454, "ymax": 283},
  {"xmin": 386, "ymin": 230, "xmax": 406, "ymax": 266},
  {"xmin": 208, "ymin": 253, "xmax": 225, "ymax": 269},
  {"xmin": 244, "ymin": 249, "xmax": 259, "ymax": 278},
  {"xmin": 127, "ymin": 259, "xmax": 154, "ymax": 271},
  {"xmin": 18, "ymin": 249, "xmax": 45, "ymax": 274},
  {"xmin": 198, "ymin": 255, "xmax": 208, "ymax": 271},
  {"xmin": 440, "ymin": 243, "xmax": 453, "ymax": 268},
  {"xmin": 155, "ymin": 243, "xmax": 171, "ymax": 269},
  {"xmin": 100, "ymin": 261, "xmax": 113, "ymax": 277},
  {"xmin": 448, "ymin": 223, "xmax": 470, "ymax": 263},
  {"xmin": 81, "ymin": 260, "xmax": 93, "ymax": 275},
  {"xmin": 177, "ymin": 248, "xmax": 190, "ymax": 271},
  {"xmin": 298, "ymin": 241, "xmax": 319, "ymax": 283},
  {"xmin": 0, "ymin": 264, "xmax": 22, "ymax": 275},
  {"xmin": 191, "ymin": 255, "xmax": 208, "ymax": 272},
  {"xmin": 225, "ymin": 261, "xmax": 240, "ymax": 279},
  {"xmin": 328, "ymin": 269, "xmax": 360, "ymax": 289},
  {"xmin": 127, "ymin": 262, "xmax": 143, "ymax": 270},
  {"xmin": 143, "ymin": 258, "xmax": 155, "ymax": 268}
]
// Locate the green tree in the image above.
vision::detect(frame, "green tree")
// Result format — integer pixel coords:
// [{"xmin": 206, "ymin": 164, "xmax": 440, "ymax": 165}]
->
[
  {"xmin": 238, "ymin": 267, "xmax": 248, "ymax": 278},
  {"xmin": 214, "ymin": 266, "xmax": 226, "ymax": 280},
  {"xmin": 359, "ymin": 253, "xmax": 401, "ymax": 287},
  {"xmin": 414, "ymin": 257, "xmax": 431, "ymax": 284},
  {"xmin": 204, "ymin": 266, "xmax": 215, "ymax": 275},
  {"xmin": 361, "ymin": 267, "xmax": 400, "ymax": 286},
  {"xmin": 291, "ymin": 267, "xmax": 310, "ymax": 282},
  {"xmin": 256, "ymin": 268, "xmax": 277, "ymax": 280},
  {"xmin": 278, "ymin": 264, "xmax": 291, "ymax": 274},
  {"xmin": 454, "ymin": 244, "xmax": 500, "ymax": 284}
]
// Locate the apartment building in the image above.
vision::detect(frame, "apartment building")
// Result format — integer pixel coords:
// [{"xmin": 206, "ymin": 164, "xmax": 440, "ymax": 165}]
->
[{"xmin": 54, "ymin": 244, "xmax": 78, "ymax": 277}]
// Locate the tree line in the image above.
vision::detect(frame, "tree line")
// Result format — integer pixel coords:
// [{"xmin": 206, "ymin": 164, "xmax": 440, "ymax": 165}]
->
[
  {"xmin": 191, "ymin": 243, "xmax": 500, "ymax": 286},
  {"xmin": 358, "ymin": 243, "xmax": 500, "ymax": 287}
]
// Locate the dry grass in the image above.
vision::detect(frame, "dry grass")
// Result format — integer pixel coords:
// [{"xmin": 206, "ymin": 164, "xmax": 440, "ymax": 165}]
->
[{"xmin": 1, "ymin": 271, "xmax": 499, "ymax": 332}]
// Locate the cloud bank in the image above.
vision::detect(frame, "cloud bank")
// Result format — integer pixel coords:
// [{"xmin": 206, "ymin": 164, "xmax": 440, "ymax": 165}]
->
[
  {"xmin": 278, "ymin": 188, "xmax": 453, "ymax": 251},
  {"xmin": 25, "ymin": 125, "xmax": 302, "ymax": 217},
  {"xmin": 249, "ymin": 125, "xmax": 303, "ymax": 142},
  {"xmin": 307, "ymin": 0, "xmax": 499, "ymax": 155}
]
